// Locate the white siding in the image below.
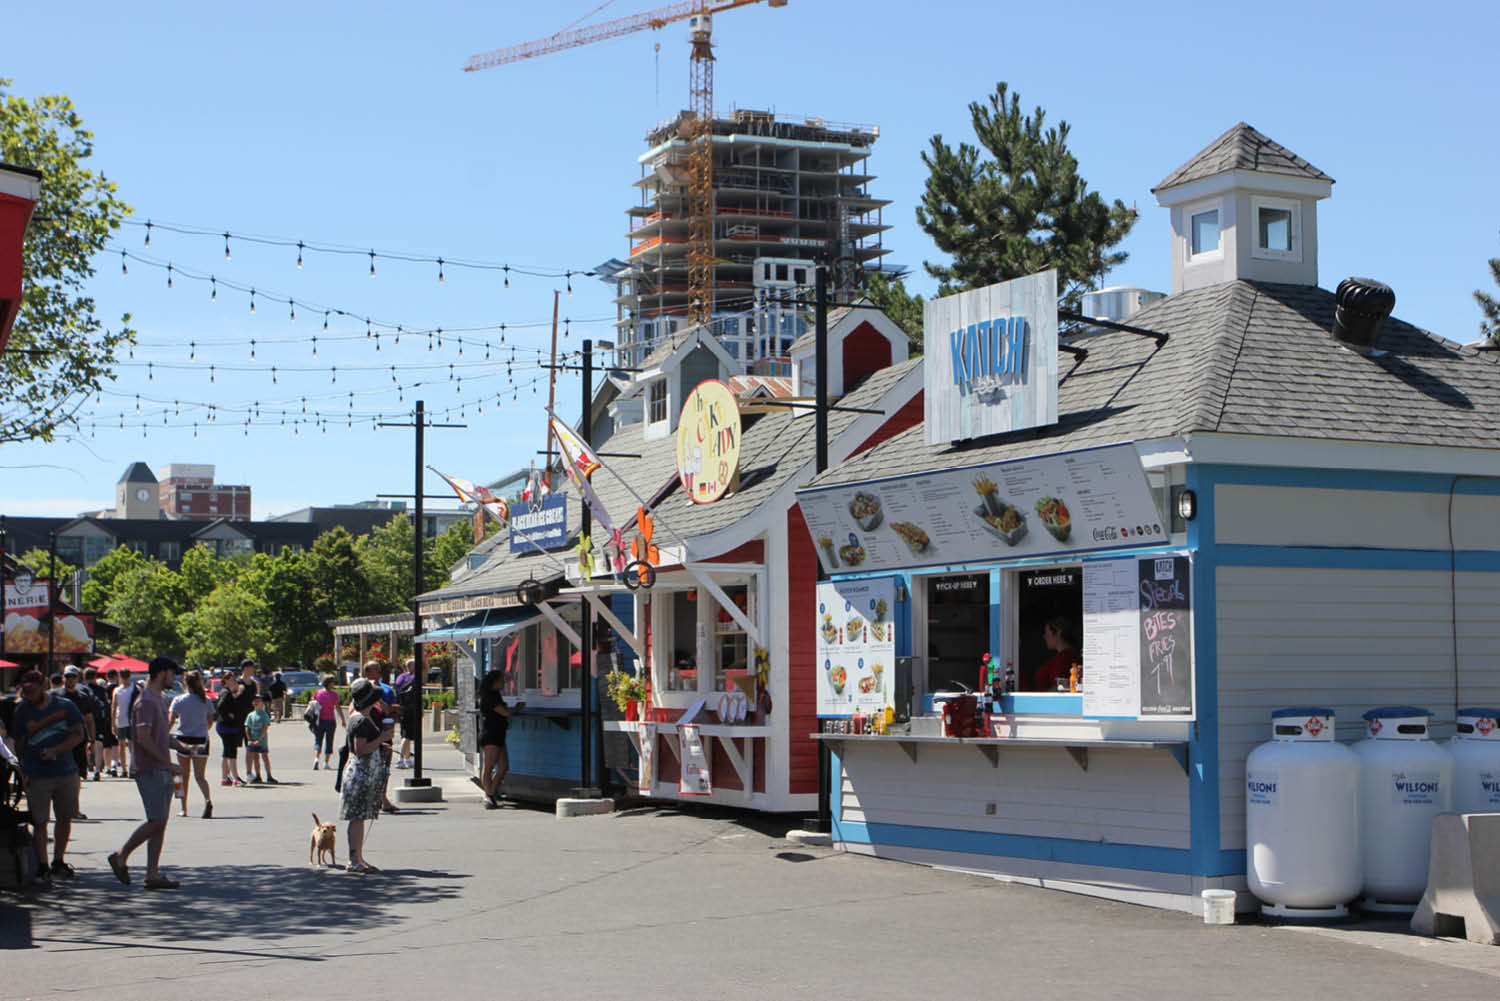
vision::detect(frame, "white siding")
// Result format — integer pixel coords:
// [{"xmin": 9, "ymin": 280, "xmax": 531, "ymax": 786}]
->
[
  {"xmin": 839, "ymin": 741, "xmax": 1188, "ymax": 850},
  {"xmin": 1214, "ymin": 484, "xmax": 1500, "ymax": 551},
  {"xmin": 1215, "ymin": 566, "xmax": 1500, "ymax": 851}
]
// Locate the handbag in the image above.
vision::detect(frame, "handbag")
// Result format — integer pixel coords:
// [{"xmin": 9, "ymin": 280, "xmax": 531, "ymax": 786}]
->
[
  {"xmin": 333, "ymin": 741, "xmax": 351, "ymax": 791},
  {"xmin": 302, "ymin": 700, "xmax": 321, "ymax": 727}
]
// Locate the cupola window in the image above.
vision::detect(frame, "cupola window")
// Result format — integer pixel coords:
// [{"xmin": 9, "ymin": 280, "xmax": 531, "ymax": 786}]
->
[{"xmin": 1190, "ymin": 208, "xmax": 1220, "ymax": 256}]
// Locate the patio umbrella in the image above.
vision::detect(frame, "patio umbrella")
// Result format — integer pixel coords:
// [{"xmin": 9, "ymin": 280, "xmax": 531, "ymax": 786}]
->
[
  {"xmin": 0, "ymin": 658, "xmax": 18, "ymax": 669},
  {"xmin": 109, "ymin": 655, "xmax": 150, "ymax": 673},
  {"xmin": 87, "ymin": 654, "xmax": 117, "ymax": 670}
]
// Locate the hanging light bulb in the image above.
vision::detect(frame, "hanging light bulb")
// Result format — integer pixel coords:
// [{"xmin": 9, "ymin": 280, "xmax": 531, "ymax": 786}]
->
[
  {"xmin": 499, "ymin": 323, "xmax": 506, "ymax": 344},
  {"xmin": 250, "ymin": 339, "xmax": 256, "ymax": 360},
  {"xmin": 503, "ymin": 265, "xmax": 509, "ymax": 290},
  {"xmin": 374, "ymin": 332, "xmax": 381, "ymax": 352},
  {"xmin": 210, "ymin": 365, "xmax": 216, "ymax": 384},
  {"xmin": 427, "ymin": 333, "xmax": 433, "ymax": 352},
  {"xmin": 189, "ymin": 341, "xmax": 196, "ymax": 361},
  {"xmin": 135, "ymin": 394, "xmax": 141, "ymax": 412},
  {"xmin": 147, "ymin": 362, "xmax": 154, "ymax": 382},
  {"xmin": 144, "ymin": 220, "xmax": 152, "ymax": 246},
  {"xmin": 224, "ymin": 232, "xmax": 232, "ymax": 260},
  {"xmin": 121, "ymin": 250, "xmax": 128, "ymax": 274},
  {"xmin": 437, "ymin": 258, "xmax": 445, "ymax": 283},
  {"xmin": 297, "ymin": 241, "xmax": 305, "ymax": 269},
  {"xmin": 395, "ymin": 326, "xmax": 402, "ymax": 346},
  {"xmin": 166, "ymin": 263, "xmax": 173, "ymax": 289},
  {"xmin": 271, "ymin": 366, "xmax": 278, "ymax": 384},
  {"xmin": 324, "ymin": 311, "xmax": 331, "ymax": 332},
  {"xmin": 437, "ymin": 327, "xmax": 443, "ymax": 350},
  {"xmin": 311, "ymin": 336, "xmax": 317, "ymax": 357},
  {"xmin": 289, "ymin": 299, "xmax": 295, "ymax": 323},
  {"xmin": 566, "ymin": 271, "xmax": 573, "ymax": 295},
  {"xmin": 210, "ymin": 276, "xmax": 217, "ymax": 301},
  {"xmin": 249, "ymin": 288, "xmax": 256, "ymax": 313},
  {"xmin": 369, "ymin": 250, "xmax": 376, "ymax": 277},
  {"xmin": 331, "ymin": 366, "xmax": 337, "ymax": 385},
  {"xmin": 193, "ymin": 423, "xmax": 198, "ymax": 439}
]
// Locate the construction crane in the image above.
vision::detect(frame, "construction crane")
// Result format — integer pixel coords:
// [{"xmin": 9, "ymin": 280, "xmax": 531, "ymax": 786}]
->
[{"xmin": 466, "ymin": 0, "xmax": 787, "ymax": 329}]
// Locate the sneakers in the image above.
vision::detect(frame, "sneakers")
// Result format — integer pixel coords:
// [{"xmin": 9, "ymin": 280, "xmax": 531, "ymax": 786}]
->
[
  {"xmin": 395, "ymin": 757, "xmax": 411, "ymax": 769},
  {"xmin": 233, "ymin": 778, "xmax": 247, "ymax": 787},
  {"xmin": 50, "ymin": 859, "xmax": 76, "ymax": 880},
  {"xmin": 312, "ymin": 759, "xmax": 319, "ymax": 770},
  {"xmin": 220, "ymin": 778, "xmax": 232, "ymax": 787},
  {"xmin": 248, "ymin": 775, "xmax": 262, "ymax": 784},
  {"xmin": 265, "ymin": 776, "xmax": 278, "ymax": 785},
  {"xmin": 93, "ymin": 771, "xmax": 102, "ymax": 782}
]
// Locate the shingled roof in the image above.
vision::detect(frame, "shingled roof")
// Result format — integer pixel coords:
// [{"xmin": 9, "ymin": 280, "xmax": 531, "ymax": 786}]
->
[
  {"xmin": 809, "ymin": 281, "xmax": 1500, "ymax": 488},
  {"xmin": 1153, "ymin": 123, "xmax": 1333, "ymax": 192}
]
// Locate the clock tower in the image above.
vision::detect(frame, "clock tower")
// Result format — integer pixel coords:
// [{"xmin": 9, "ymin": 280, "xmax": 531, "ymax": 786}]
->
[{"xmin": 115, "ymin": 461, "xmax": 160, "ymax": 519}]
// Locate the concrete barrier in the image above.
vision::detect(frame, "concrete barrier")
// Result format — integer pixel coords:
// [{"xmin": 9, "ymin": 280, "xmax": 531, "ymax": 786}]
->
[
  {"xmin": 1410, "ymin": 812, "xmax": 1500, "ymax": 945},
  {"xmin": 556, "ymin": 798, "xmax": 614, "ymax": 818}
]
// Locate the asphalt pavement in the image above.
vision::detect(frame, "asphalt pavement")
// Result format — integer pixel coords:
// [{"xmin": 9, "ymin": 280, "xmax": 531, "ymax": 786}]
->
[{"xmin": 4, "ymin": 716, "xmax": 1499, "ymax": 1000}]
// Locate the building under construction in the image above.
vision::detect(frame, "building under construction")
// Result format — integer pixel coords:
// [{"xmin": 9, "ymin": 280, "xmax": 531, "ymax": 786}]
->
[{"xmin": 609, "ymin": 109, "xmax": 891, "ymax": 370}]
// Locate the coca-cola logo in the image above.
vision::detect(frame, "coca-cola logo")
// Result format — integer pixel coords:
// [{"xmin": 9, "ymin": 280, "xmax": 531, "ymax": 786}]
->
[
  {"xmin": 1478, "ymin": 717, "xmax": 1496, "ymax": 736},
  {"xmin": 1369, "ymin": 718, "xmax": 1383, "ymax": 736},
  {"xmin": 1305, "ymin": 716, "xmax": 1324, "ymax": 736}
]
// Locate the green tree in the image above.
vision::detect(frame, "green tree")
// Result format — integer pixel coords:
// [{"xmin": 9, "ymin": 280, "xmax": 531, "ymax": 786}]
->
[
  {"xmin": 104, "ymin": 561, "xmax": 186, "ymax": 658},
  {"xmin": 304, "ymin": 527, "xmax": 376, "ymax": 625},
  {"xmin": 359, "ymin": 515, "xmax": 419, "ymax": 612},
  {"xmin": 860, "ymin": 272, "xmax": 926, "ymax": 353},
  {"xmin": 180, "ymin": 580, "xmax": 270, "ymax": 668},
  {"xmin": 431, "ymin": 519, "xmax": 478, "ymax": 587},
  {"xmin": 178, "ymin": 543, "xmax": 236, "ymax": 609},
  {"xmin": 13, "ymin": 547, "xmax": 77, "ymax": 590},
  {"xmin": 916, "ymin": 82, "xmax": 1136, "ymax": 308},
  {"xmin": 258, "ymin": 549, "xmax": 324, "ymax": 667},
  {"xmin": 0, "ymin": 79, "xmax": 134, "ymax": 443},
  {"xmin": 1476, "ymin": 234, "xmax": 1500, "ymax": 345},
  {"xmin": 79, "ymin": 545, "xmax": 146, "ymax": 612}
]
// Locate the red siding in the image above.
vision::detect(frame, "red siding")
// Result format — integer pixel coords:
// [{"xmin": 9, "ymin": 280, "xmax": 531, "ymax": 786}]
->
[
  {"xmin": 785, "ymin": 505, "xmax": 819, "ymax": 794},
  {"xmin": 706, "ymin": 539, "xmax": 763, "ymax": 564},
  {"xmin": 850, "ymin": 390, "xmax": 923, "ymax": 459},
  {"xmin": 842, "ymin": 321, "xmax": 892, "ymax": 390}
]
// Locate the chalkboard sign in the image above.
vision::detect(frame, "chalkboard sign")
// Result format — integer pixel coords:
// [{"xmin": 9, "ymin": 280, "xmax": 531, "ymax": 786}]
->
[
  {"xmin": 1138, "ymin": 556, "xmax": 1192, "ymax": 716},
  {"xmin": 1081, "ymin": 554, "xmax": 1194, "ymax": 720}
]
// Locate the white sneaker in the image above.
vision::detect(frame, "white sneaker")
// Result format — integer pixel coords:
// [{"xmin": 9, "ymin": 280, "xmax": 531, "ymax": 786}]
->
[
  {"xmin": 397, "ymin": 757, "xmax": 411, "ymax": 769},
  {"xmin": 312, "ymin": 758, "xmax": 320, "ymax": 770}
]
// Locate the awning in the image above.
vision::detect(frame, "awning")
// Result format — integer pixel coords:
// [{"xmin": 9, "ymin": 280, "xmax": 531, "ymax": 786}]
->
[{"xmin": 415, "ymin": 606, "xmax": 543, "ymax": 643}]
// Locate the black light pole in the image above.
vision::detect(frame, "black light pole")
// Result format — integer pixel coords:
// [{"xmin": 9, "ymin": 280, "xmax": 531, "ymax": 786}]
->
[
  {"xmin": 579, "ymin": 338, "xmax": 597, "ymax": 794},
  {"xmin": 409, "ymin": 400, "xmax": 431, "ymax": 790},
  {"xmin": 47, "ymin": 532, "xmax": 57, "ymax": 672},
  {"xmin": 814, "ymin": 263, "xmax": 832, "ymax": 833}
]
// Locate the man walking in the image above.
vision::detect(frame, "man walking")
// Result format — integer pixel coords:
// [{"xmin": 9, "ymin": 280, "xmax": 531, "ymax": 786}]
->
[
  {"xmin": 57, "ymin": 667, "xmax": 98, "ymax": 820},
  {"xmin": 11, "ymin": 669, "xmax": 86, "ymax": 882},
  {"xmin": 109, "ymin": 657, "xmax": 190, "ymax": 891},
  {"xmin": 84, "ymin": 667, "xmax": 113, "ymax": 781},
  {"xmin": 111, "ymin": 669, "xmax": 135, "ymax": 778}
]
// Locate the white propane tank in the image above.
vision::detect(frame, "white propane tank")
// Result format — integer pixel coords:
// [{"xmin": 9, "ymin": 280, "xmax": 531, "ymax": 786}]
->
[
  {"xmin": 1449, "ymin": 707, "xmax": 1500, "ymax": 815},
  {"xmin": 1353, "ymin": 706, "xmax": 1454, "ymax": 912},
  {"xmin": 1246, "ymin": 707, "xmax": 1360, "ymax": 918}
]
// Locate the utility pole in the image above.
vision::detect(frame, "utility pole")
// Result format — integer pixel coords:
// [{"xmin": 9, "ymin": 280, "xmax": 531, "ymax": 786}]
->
[
  {"xmin": 579, "ymin": 338, "xmax": 598, "ymax": 795},
  {"xmin": 813, "ymin": 263, "xmax": 831, "ymax": 833},
  {"xmin": 544, "ymin": 289, "xmax": 561, "ymax": 478},
  {"xmin": 47, "ymin": 532, "xmax": 57, "ymax": 672},
  {"xmin": 377, "ymin": 401, "xmax": 464, "ymax": 794}
]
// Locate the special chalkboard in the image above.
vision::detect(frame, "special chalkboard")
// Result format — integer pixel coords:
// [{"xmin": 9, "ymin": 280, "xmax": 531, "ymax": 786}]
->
[{"xmin": 1138, "ymin": 556, "xmax": 1192, "ymax": 716}]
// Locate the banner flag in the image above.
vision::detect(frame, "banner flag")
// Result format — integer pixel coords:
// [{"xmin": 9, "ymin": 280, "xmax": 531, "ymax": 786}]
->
[
  {"xmin": 430, "ymin": 466, "xmax": 510, "ymax": 526},
  {"xmin": 550, "ymin": 416, "xmax": 616, "ymax": 533}
]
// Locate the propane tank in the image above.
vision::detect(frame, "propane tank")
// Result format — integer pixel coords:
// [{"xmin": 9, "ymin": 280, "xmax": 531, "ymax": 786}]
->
[
  {"xmin": 1353, "ymin": 707, "xmax": 1454, "ymax": 912},
  {"xmin": 1448, "ymin": 707, "xmax": 1500, "ymax": 815}
]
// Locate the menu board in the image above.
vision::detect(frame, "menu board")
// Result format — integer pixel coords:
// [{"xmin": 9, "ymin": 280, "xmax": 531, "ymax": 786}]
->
[
  {"xmin": 814, "ymin": 578, "xmax": 896, "ymax": 718},
  {"xmin": 796, "ymin": 443, "xmax": 1166, "ymax": 576},
  {"xmin": 1081, "ymin": 555, "xmax": 1194, "ymax": 720}
]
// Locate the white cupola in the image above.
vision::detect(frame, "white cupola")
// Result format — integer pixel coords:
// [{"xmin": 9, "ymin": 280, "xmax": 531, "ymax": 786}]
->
[{"xmin": 1152, "ymin": 123, "xmax": 1333, "ymax": 294}]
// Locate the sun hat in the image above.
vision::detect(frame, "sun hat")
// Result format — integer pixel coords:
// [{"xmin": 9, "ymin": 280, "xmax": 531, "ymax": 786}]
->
[{"xmin": 351, "ymin": 678, "xmax": 380, "ymax": 710}]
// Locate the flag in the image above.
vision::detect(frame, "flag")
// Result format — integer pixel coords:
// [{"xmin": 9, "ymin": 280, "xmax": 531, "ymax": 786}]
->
[
  {"xmin": 549, "ymin": 415, "xmax": 616, "ymax": 533},
  {"xmin": 430, "ymin": 467, "xmax": 510, "ymax": 526}
]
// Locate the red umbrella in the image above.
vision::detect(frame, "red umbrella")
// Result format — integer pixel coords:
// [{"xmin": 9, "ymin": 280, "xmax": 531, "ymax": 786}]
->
[
  {"xmin": 0, "ymin": 658, "xmax": 18, "ymax": 669},
  {"xmin": 88, "ymin": 655, "xmax": 117, "ymax": 670},
  {"xmin": 109, "ymin": 655, "xmax": 150, "ymax": 673}
]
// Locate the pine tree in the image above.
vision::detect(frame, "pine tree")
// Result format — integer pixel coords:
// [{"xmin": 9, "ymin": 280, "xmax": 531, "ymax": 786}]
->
[
  {"xmin": 1475, "ymin": 234, "xmax": 1500, "ymax": 345},
  {"xmin": 916, "ymin": 82, "xmax": 1135, "ymax": 308}
]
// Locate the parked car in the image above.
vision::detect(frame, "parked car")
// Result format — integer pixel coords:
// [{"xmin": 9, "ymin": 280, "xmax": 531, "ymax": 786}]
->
[{"xmin": 279, "ymin": 670, "xmax": 322, "ymax": 700}]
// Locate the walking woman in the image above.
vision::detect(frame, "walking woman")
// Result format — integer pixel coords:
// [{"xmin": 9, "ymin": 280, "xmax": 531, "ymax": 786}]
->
[
  {"xmin": 214, "ymin": 675, "xmax": 247, "ymax": 786},
  {"xmin": 168, "ymin": 670, "xmax": 215, "ymax": 818},
  {"xmin": 340, "ymin": 679, "xmax": 389, "ymax": 873},
  {"xmin": 311, "ymin": 674, "xmax": 344, "ymax": 770},
  {"xmin": 478, "ymin": 669, "xmax": 523, "ymax": 809}
]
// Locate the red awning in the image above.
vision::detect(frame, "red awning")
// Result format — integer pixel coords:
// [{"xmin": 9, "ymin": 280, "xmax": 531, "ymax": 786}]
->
[{"xmin": 0, "ymin": 659, "xmax": 18, "ymax": 669}]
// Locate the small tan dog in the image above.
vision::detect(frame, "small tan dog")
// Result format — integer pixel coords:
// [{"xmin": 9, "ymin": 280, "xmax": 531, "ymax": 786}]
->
[{"xmin": 310, "ymin": 812, "xmax": 338, "ymax": 867}]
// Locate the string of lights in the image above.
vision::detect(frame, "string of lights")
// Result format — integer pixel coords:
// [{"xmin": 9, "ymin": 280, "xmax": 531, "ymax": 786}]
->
[
  {"xmin": 125, "ymin": 217, "xmax": 595, "ymax": 289},
  {"xmin": 111, "ymin": 247, "xmax": 604, "ymax": 355}
]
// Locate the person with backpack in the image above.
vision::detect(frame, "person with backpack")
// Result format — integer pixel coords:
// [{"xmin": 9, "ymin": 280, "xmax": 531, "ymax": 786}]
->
[
  {"xmin": 11, "ymin": 669, "xmax": 86, "ymax": 882},
  {"xmin": 268, "ymin": 672, "xmax": 288, "ymax": 722},
  {"xmin": 393, "ymin": 658, "xmax": 418, "ymax": 769},
  {"xmin": 84, "ymin": 667, "xmax": 112, "ymax": 781},
  {"xmin": 57, "ymin": 668, "xmax": 98, "ymax": 820},
  {"xmin": 214, "ymin": 674, "xmax": 248, "ymax": 787}
]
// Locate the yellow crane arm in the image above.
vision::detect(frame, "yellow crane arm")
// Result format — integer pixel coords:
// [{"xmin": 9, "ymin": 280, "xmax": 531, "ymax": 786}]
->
[{"xmin": 464, "ymin": 0, "xmax": 781, "ymax": 72}]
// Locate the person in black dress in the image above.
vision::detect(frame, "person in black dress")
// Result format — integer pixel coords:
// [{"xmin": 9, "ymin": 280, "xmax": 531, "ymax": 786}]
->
[{"xmin": 478, "ymin": 669, "xmax": 522, "ymax": 809}]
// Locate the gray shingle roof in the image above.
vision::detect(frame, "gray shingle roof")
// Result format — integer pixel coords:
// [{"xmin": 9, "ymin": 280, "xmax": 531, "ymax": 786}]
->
[
  {"xmin": 809, "ymin": 280, "xmax": 1500, "ymax": 488},
  {"xmin": 118, "ymin": 462, "xmax": 157, "ymax": 485},
  {"xmin": 416, "ymin": 356, "xmax": 923, "ymax": 604},
  {"xmin": 1153, "ymin": 123, "xmax": 1333, "ymax": 192}
]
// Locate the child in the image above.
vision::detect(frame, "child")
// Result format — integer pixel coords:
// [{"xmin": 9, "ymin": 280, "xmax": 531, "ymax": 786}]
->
[{"xmin": 244, "ymin": 695, "xmax": 277, "ymax": 784}]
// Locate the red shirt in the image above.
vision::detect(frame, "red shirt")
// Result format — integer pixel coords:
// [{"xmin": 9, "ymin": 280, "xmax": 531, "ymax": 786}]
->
[{"xmin": 1032, "ymin": 648, "xmax": 1082, "ymax": 692}]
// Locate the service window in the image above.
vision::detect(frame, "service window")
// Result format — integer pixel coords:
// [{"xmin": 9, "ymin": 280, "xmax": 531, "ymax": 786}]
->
[
  {"xmin": 923, "ymin": 573, "xmax": 990, "ymax": 694},
  {"xmin": 659, "ymin": 589, "xmax": 698, "ymax": 692},
  {"xmin": 1013, "ymin": 566, "xmax": 1083, "ymax": 693},
  {"xmin": 712, "ymin": 583, "xmax": 752, "ymax": 691}
]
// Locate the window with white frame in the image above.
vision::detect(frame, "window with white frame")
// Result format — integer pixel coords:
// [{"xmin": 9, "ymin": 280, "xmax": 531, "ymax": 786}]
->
[
  {"xmin": 1251, "ymin": 196, "xmax": 1300, "ymax": 260},
  {"xmin": 648, "ymin": 379, "xmax": 668, "ymax": 424},
  {"xmin": 660, "ymin": 589, "xmax": 698, "ymax": 692},
  {"xmin": 712, "ymin": 583, "xmax": 753, "ymax": 692},
  {"xmin": 1189, "ymin": 206, "xmax": 1221, "ymax": 258}
]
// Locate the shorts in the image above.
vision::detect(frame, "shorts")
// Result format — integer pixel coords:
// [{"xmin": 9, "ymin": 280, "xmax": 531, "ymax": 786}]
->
[
  {"xmin": 218, "ymin": 729, "xmax": 243, "ymax": 756},
  {"xmin": 246, "ymin": 742, "xmax": 268, "ymax": 754},
  {"xmin": 479, "ymin": 729, "xmax": 508, "ymax": 749},
  {"xmin": 177, "ymin": 736, "xmax": 209, "ymax": 756},
  {"xmin": 399, "ymin": 714, "xmax": 417, "ymax": 740},
  {"xmin": 100, "ymin": 731, "xmax": 119, "ymax": 748},
  {"xmin": 72, "ymin": 746, "xmax": 89, "ymax": 774},
  {"xmin": 26, "ymin": 774, "xmax": 80, "ymax": 826},
  {"xmin": 135, "ymin": 769, "xmax": 173, "ymax": 821},
  {"xmin": 115, "ymin": 724, "xmax": 132, "ymax": 741}
]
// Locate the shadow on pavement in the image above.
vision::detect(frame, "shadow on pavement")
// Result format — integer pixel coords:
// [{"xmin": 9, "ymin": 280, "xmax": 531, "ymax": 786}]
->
[{"xmin": 1, "ymin": 862, "xmax": 470, "ymax": 953}]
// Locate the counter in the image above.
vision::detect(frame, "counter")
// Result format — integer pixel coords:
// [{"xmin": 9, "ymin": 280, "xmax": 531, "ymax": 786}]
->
[{"xmin": 604, "ymin": 720, "xmax": 770, "ymax": 807}]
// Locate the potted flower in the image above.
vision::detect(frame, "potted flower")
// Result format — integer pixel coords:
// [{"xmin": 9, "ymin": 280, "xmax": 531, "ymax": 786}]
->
[{"xmin": 605, "ymin": 668, "xmax": 646, "ymax": 721}]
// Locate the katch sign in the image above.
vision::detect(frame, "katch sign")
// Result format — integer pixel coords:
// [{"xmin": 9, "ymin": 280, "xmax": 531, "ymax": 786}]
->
[{"xmin": 923, "ymin": 269, "xmax": 1058, "ymax": 444}]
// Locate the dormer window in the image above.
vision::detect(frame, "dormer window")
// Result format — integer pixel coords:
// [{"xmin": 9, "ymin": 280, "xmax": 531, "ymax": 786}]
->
[
  {"xmin": 1251, "ymin": 196, "xmax": 1301, "ymax": 261},
  {"xmin": 648, "ymin": 379, "xmax": 668, "ymax": 423},
  {"xmin": 1190, "ymin": 207, "xmax": 1221, "ymax": 257}
]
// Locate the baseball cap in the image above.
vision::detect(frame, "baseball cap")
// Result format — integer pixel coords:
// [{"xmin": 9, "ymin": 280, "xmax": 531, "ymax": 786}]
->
[{"xmin": 64, "ymin": 665, "xmax": 82, "ymax": 677}]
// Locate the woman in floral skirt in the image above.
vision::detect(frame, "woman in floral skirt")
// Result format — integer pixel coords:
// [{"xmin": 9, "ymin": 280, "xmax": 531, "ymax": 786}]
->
[{"xmin": 339, "ymin": 679, "xmax": 389, "ymax": 873}]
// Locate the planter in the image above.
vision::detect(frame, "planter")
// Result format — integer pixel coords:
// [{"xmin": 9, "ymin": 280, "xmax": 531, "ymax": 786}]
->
[{"xmin": 625, "ymin": 700, "xmax": 639, "ymax": 722}]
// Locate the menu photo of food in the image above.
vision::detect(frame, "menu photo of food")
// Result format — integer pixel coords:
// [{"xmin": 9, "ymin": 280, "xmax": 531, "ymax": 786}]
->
[
  {"xmin": 827, "ymin": 662, "xmax": 847, "ymax": 695},
  {"xmin": 848, "ymin": 491, "xmax": 884, "ymax": 531},
  {"xmin": 890, "ymin": 521, "xmax": 932, "ymax": 556},
  {"xmin": 816, "ymin": 535, "xmax": 839, "ymax": 568},
  {"xmin": 1035, "ymin": 495, "xmax": 1073, "ymax": 541},
  {"xmin": 868, "ymin": 597, "xmax": 889, "ymax": 642},
  {"xmin": 846, "ymin": 614, "xmax": 865, "ymax": 644},
  {"xmin": 837, "ymin": 531, "xmax": 867, "ymax": 568},
  {"xmin": 819, "ymin": 612, "xmax": 838, "ymax": 645}
]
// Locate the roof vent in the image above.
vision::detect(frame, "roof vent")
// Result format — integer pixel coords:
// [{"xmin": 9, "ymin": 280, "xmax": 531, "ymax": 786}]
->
[{"xmin": 1332, "ymin": 277, "xmax": 1395, "ymax": 353}]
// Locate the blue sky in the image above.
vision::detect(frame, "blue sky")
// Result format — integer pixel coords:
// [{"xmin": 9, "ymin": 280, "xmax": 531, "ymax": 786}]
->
[{"xmin": 4, "ymin": 0, "xmax": 1496, "ymax": 520}]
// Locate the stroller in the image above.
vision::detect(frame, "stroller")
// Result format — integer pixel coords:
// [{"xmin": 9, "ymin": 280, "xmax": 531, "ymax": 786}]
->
[{"xmin": 0, "ymin": 763, "xmax": 38, "ymax": 890}]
